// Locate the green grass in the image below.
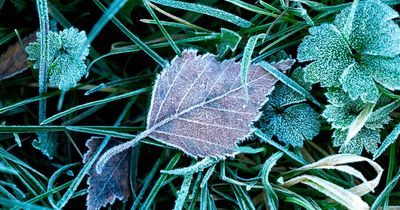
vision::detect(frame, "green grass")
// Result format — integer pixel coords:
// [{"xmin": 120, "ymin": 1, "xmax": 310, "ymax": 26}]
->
[{"xmin": 0, "ymin": 0, "xmax": 399, "ymax": 209}]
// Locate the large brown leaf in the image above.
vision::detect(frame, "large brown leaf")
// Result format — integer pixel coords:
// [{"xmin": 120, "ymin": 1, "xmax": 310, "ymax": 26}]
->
[
  {"xmin": 84, "ymin": 137, "xmax": 131, "ymax": 210},
  {"xmin": 0, "ymin": 33, "xmax": 36, "ymax": 80},
  {"xmin": 146, "ymin": 49, "xmax": 293, "ymax": 157}
]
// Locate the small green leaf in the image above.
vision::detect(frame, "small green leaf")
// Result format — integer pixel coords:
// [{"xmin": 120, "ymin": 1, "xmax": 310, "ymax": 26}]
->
[
  {"xmin": 333, "ymin": 128, "xmax": 380, "ymax": 154},
  {"xmin": 26, "ymin": 27, "xmax": 90, "ymax": 91},
  {"xmin": 32, "ymin": 132, "xmax": 58, "ymax": 159},
  {"xmin": 217, "ymin": 28, "xmax": 241, "ymax": 57},
  {"xmin": 258, "ymin": 72, "xmax": 320, "ymax": 147}
]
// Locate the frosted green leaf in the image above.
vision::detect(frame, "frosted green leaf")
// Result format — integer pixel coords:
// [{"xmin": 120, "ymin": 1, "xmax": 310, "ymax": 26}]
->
[
  {"xmin": 298, "ymin": 24, "xmax": 352, "ymax": 62},
  {"xmin": 48, "ymin": 54, "xmax": 87, "ymax": 90},
  {"xmin": 25, "ymin": 27, "xmax": 89, "ymax": 91},
  {"xmin": 268, "ymin": 104, "xmax": 320, "ymax": 147},
  {"xmin": 297, "ymin": 0, "xmax": 400, "ymax": 103},
  {"xmin": 340, "ymin": 62, "xmax": 379, "ymax": 103},
  {"xmin": 365, "ymin": 100, "xmax": 400, "ymax": 129},
  {"xmin": 323, "ymin": 89, "xmax": 364, "ymax": 129},
  {"xmin": 291, "ymin": 67, "xmax": 312, "ymax": 91},
  {"xmin": 268, "ymin": 83, "xmax": 305, "ymax": 107},
  {"xmin": 217, "ymin": 28, "xmax": 241, "ymax": 56},
  {"xmin": 334, "ymin": 0, "xmax": 400, "ymax": 57},
  {"xmin": 333, "ymin": 128, "xmax": 380, "ymax": 154},
  {"xmin": 26, "ymin": 31, "xmax": 61, "ymax": 69},
  {"xmin": 60, "ymin": 28, "xmax": 89, "ymax": 59},
  {"xmin": 323, "ymin": 89, "xmax": 399, "ymax": 154},
  {"xmin": 258, "ymin": 70, "xmax": 320, "ymax": 147}
]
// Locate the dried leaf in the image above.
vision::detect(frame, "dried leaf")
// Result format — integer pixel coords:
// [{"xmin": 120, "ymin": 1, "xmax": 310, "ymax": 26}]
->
[
  {"xmin": 0, "ymin": 33, "xmax": 36, "ymax": 80},
  {"xmin": 84, "ymin": 137, "xmax": 131, "ymax": 210},
  {"xmin": 146, "ymin": 49, "xmax": 288, "ymax": 157}
]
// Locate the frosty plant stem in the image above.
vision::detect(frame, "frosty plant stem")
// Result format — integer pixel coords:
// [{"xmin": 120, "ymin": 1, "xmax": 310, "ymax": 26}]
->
[{"xmin": 36, "ymin": 0, "xmax": 50, "ymax": 123}]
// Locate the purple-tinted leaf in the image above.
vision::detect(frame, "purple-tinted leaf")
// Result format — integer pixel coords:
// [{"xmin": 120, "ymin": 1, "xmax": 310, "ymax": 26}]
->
[
  {"xmin": 0, "ymin": 33, "xmax": 36, "ymax": 80},
  {"xmin": 84, "ymin": 137, "xmax": 131, "ymax": 210},
  {"xmin": 146, "ymin": 49, "xmax": 292, "ymax": 157}
]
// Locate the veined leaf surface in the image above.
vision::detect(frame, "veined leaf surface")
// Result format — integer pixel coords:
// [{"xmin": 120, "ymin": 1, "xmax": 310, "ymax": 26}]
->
[{"xmin": 146, "ymin": 49, "xmax": 293, "ymax": 157}]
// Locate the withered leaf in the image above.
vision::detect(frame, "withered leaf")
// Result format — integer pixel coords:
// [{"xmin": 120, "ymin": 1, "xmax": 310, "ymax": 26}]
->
[
  {"xmin": 146, "ymin": 49, "xmax": 293, "ymax": 157},
  {"xmin": 84, "ymin": 137, "xmax": 131, "ymax": 210},
  {"xmin": 0, "ymin": 33, "xmax": 36, "ymax": 80}
]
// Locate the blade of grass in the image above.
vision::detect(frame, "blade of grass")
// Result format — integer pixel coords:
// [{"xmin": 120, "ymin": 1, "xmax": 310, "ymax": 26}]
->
[
  {"xmin": 41, "ymin": 87, "xmax": 150, "ymax": 125},
  {"xmin": 143, "ymin": 0, "xmax": 181, "ymax": 56},
  {"xmin": 259, "ymin": 62, "xmax": 322, "ymax": 107},
  {"xmin": 94, "ymin": 0, "xmax": 167, "ymax": 67},
  {"xmin": 139, "ymin": 152, "xmax": 182, "ymax": 210},
  {"xmin": 150, "ymin": 0, "xmax": 252, "ymax": 28}
]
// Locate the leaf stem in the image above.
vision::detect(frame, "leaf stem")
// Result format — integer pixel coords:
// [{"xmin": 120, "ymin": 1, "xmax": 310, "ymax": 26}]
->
[{"xmin": 95, "ymin": 129, "xmax": 152, "ymax": 174}]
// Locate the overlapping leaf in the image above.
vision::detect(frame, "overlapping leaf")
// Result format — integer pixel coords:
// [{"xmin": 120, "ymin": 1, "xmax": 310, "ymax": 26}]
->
[
  {"xmin": 298, "ymin": 0, "xmax": 400, "ymax": 103},
  {"xmin": 84, "ymin": 137, "xmax": 131, "ymax": 210}
]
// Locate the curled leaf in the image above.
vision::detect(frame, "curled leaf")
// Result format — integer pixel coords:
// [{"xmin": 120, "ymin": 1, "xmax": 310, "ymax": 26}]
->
[{"xmin": 281, "ymin": 154, "xmax": 384, "ymax": 210}]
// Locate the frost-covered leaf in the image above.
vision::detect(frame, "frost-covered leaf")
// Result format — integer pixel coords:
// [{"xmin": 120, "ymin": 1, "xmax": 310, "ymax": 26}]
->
[
  {"xmin": 145, "ymin": 49, "xmax": 288, "ymax": 157},
  {"xmin": 96, "ymin": 50, "xmax": 292, "ymax": 173},
  {"xmin": 0, "ymin": 33, "xmax": 36, "ymax": 80},
  {"xmin": 84, "ymin": 137, "xmax": 131, "ymax": 210},
  {"xmin": 365, "ymin": 99, "xmax": 400, "ymax": 129},
  {"xmin": 333, "ymin": 128, "xmax": 380, "ymax": 154},
  {"xmin": 59, "ymin": 28, "xmax": 89, "ymax": 59},
  {"xmin": 48, "ymin": 54, "xmax": 86, "ymax": 90},
  {"xmin": 297, "ymin": 0, "xmax": 400, "ymax": 103},
  {"xmin": 323, "ymin": 89, "xmax": 399, "ymax": 154},
  {"xmin": 260, "ymin": 103, "xmax": 320, "ymax": 147},
  {"xmin": 258, "ymin": 67, "xmax": 320, "ymax": 147},
  {"xmin": 26, "ymin": 31, "xmax": 61, "ymax": 69},
  {"xmin": 25, "ymin": 27, "xmax": 89, "ymax": 91}
]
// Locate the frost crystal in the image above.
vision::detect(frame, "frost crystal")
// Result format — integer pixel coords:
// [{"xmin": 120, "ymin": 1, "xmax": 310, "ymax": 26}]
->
[
  {"xmin": 26, "ymin": 27, "xmax": 89, "ymax": 91},
  {"xmin": 297, "ymin": 0, "xmax": 400, "ymax": 103}
]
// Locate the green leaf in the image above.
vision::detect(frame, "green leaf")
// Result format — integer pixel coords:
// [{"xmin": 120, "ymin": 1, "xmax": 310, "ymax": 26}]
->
[
  {"xmin": 323, "ymin": 89, "xmax": 398, "ymax": 154},
  {"xmin": 298, "ymin": 0, "xmax": 400, "ymax": 103},
  {"xmin": 25, "ymin": 27, "xmax": 90, "ymax": 91},
  {"xmin": 366, "ymin": 99, "xmax": 400, "ymax": 129},
  {"xmin": 32, "ymin": 132, "xmax": 58, "ymax": 159},
  {"xmin": 333, "ymin": 128, "xmax": 380, "ymax": 155},
  {"xmin": 217, "ymin": 28, "xmax": 241, "ymax": 57},
  {"xmin": 259, "ymin": 82, "xmax": 320, "ymax": 147}
]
